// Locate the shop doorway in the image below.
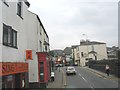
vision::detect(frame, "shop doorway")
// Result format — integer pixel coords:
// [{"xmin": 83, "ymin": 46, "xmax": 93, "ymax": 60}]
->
[{"xmin": 15, "ymin": 74, "xmax": 21, "ymax": 88}]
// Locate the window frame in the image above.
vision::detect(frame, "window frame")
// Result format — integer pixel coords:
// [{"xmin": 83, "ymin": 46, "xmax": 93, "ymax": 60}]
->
[
  {"xmin": 3, "ymin": 24, "xmax": 18, "ymax": 49},
  {"xmin": 17, "ymin": 1, "xmax": 23, "ymax": 19},
  {"xmin": 2, "ymin": 0, "xmax": 9, "ymax": 7},
  {"xmin": 12, "ymin": 30, "xmax": 17, "ymax": 48}
]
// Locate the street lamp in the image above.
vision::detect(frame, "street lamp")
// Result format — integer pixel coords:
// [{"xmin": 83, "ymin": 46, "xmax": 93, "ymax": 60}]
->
[{"xmin": 82, "ymin": 34, "xmax": 89, "ymax": 58}]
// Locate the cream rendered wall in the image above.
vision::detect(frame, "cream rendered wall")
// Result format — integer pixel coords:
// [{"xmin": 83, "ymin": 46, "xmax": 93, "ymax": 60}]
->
[
  {"xmin": 79, "ymin": 46, "xmax": 89, "ymax": 66},
  {"xmin": 79, "ymin": 44, "xmax": 108, "ymax": 66},
  {"xmin": 41, "ymin": 27, "xmax": 44, "ymax": 52},
  {"xmin": 37, "ymin": 21, "xmax": 42, "ymax": 52},
  {"xmin": 44, "ymin": 34, "xmax": 49, "ymax": 52},
  {"xmin": 26, "ymin": 11, "xmax": 39, "ymax": 82},
  {"xmin": 92, "ymin": 44, "xmax": 108, "ymax": 60},
  {"xmin": 2, "ymin": 1, "xmax": 28, "ymax": 62}
]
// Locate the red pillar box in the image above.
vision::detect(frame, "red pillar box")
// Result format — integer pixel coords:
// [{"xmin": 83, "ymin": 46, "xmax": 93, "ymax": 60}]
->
[{"xmin": 36, "ymin": 52, "xmax": 50, "ymax": 88}]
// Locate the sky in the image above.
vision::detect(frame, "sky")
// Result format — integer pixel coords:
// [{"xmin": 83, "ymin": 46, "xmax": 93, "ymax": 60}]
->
[{"xmin": 27, "ymin": 0, "xmax": 119, "ymax": 50}]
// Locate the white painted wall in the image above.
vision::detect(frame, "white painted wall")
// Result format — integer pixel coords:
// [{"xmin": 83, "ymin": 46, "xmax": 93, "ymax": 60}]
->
[
  {"xmin": 37, "ymin": 21, "xmax": 42, "ymax": 52},
  {"xmin": 0, "ymin": 1, "xmax": 2, "ymax": 89},
  {"xmin": 0, "ymin": 1, "xmax": 2, "ymax": 62},
  {"xmin": 2, "ymin": 1, "xmax": 29, "ymax": 62},
  {"xmin": 26, "ymin": 11, "xmax": 39, "ymax": 82},
  {"xmin": 26, "ymin": 50, "xmax": 38, "ymax": 82}
]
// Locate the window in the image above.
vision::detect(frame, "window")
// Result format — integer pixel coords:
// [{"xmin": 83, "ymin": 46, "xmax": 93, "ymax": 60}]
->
[
  {"xmin": 17, "ymin": 2, "xmax": 22, "ymax": 18},
  {"xmin": 39, "ymin": 41, "xmax": 42, "ymax": 51},
  {"xmin": 40, "ymin": 62, "xmax": 44, "ymax": 82},
  {"xmin": 2, "ymin": 0, "xmax": 9, "ymax": 7},
  {"xmin": 81, "ymin": 52, "xmax": 84, "ymax": 57},
  {"xmin": 13, "ymin": 31, "xmax": 17, "ymax": 47},
  {"xmin": 3, "ymin": 24, "xmax": 17, "ymax": 48}
]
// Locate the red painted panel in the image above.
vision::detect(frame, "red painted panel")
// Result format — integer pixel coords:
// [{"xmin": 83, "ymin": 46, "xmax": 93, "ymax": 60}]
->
[
  {"xmin": 36, "ymin": 52, "xmax": 50, "ymax": 84},
  {"xmin": 0, "ymin": 62, "xmax": 28, "ymax": 76}
]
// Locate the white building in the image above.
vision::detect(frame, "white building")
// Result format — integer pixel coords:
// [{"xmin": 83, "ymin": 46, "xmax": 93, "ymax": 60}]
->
[
  {"xmin": 0, "ymin": 0, "xmax": 30, "ymax": 89},
  {"xmin": 72, "ymin": 40, "xmax": 108, "ymax": 67},
  {"xmin": 0, "ymin": 0, "xmax": 50, "ymax": 89},
  {"xmin": 26, "ymin": 11, "xmax": 50, "ymax": 88}
]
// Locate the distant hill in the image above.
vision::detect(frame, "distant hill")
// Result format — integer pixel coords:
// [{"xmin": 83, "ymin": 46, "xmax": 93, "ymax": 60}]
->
[{"xmin": 49, "ymin": 49, "xmax": 64, "ymax": 56}]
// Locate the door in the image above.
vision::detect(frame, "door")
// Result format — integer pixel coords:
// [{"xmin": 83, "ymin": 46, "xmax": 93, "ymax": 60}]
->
[{"xmin": 40, "ymin": 62, "xmax": 44, "ymax": 82}]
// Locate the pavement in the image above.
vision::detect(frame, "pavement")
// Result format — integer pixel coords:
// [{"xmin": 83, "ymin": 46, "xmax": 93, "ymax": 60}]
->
[
  {"xmin": 85, "ymin": 66, "xmax": 119, "ymax": 81},
  {"xmin": 47, "ymin": 67, "xmax": 64, "ymax": 88}
]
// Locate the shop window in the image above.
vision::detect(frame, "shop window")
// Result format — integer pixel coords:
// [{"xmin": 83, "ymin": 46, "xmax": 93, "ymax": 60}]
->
[
  {"xmin": 2, "ymin": 75, "xmax": 14, "ymax": 89},
  {"xmin": 3, "ymin": 24, "xmax": 17, "ymax": 48}
]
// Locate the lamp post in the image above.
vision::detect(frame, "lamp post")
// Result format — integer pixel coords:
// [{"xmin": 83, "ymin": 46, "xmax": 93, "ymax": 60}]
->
[{"xmin": 82, "ymin": 34, "xmax": 89, "ymax": 58}]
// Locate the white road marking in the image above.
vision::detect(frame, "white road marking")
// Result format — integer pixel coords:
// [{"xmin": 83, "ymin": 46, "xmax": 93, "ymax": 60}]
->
[
  {"xmin": 82, "ymin": 77, "xmax": 87, "ymax": 82},
  {"xmin": 78, "ymin": 73, "xmax": 95, "ymax": 90},
  {"xmin": 79, "ymin": 73, "xmax": 82, "ymax": 77}
]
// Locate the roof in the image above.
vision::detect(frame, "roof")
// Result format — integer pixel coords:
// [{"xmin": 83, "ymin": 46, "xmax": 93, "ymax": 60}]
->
[
  {"xmin": 80, "ymin": 41, "xmax": 106, "ymax": 46},
  {"xmin": 36, "ymin": 15, "xmax": 49, "ymax": 38},
  {"xmin": 23, "ymin": 0, "xmax": 30, "ymax": 7},
  {"xmin": 88, "ymin": 51, "xmax": 97, "ymax": 54},
  {"xmin": 63, "ymin": 47, "xmax": 72, "ymax": 55},
  {"xmin": 28, "ymin": 10, "xmax": 49, "ymax": 38},
  {"xmin": 71, "ymin": 45, "xmax": 80, "ymax": 49}
]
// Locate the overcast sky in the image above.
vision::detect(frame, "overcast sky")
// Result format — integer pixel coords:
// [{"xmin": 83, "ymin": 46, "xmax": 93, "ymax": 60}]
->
[{"xmin": 28, "ymin": 0, "xmax": 118, "ymax": 50}]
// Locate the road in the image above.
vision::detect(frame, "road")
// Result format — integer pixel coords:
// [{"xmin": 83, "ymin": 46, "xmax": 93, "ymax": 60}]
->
[{"xmin": 61, "ymin": 66, "xmax": 118, "ymax": 89}]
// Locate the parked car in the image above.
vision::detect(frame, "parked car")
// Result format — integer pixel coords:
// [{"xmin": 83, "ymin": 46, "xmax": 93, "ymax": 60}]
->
[
  {"xmin": 73, "ymin": 62, "xmax": 78, "ymax": 66},
  {"xmin": 55, "ymin": 64, "xmax": 59, "ymax": 67},
  {"xmin": 66, "ymin": 66, "xmax": 76, "ymax": 75},
  {"xmin": 51, "ymin": 72, "xmax": 55, "ymax": 81},
  {"xmin": 59, "ymin": 64, "xmax": 63, "ymax": 67}
]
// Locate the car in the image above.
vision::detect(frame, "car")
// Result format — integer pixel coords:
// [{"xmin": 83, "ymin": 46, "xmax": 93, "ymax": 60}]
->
[
  {"xmin": 73, "ymin": 62, "xmax": 78, "ymax": 66},
  {"xmin": 51, "ymin": 72, "xmax": 55, "ymax": 81},
  {"xmin": 66, "ymin": 66, "xmax": 76, "ymax": 75},
  {"xmin": 59, "ymin": 64, "xmax": 63, "ymax": 67},
  {"xmin": 55, "ymin": 64, "xmax": 59, "ymax": 67}
]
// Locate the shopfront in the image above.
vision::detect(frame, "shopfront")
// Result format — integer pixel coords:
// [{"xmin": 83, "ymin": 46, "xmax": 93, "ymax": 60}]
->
[{"xmin": 0, "ymin": 62, "xmax": 29, "ymax": 89}]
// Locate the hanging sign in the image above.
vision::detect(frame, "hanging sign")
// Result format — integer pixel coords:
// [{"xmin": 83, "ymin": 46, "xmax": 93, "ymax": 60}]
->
[{"xmin": 26, "ymin": 50, "xmax": 32, "ymax": 60}]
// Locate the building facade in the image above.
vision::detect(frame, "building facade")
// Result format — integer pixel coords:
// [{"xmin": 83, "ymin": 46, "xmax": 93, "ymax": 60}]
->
[
  {"xmin": 0, "ymin": 0, "xmax": 50, "ymax": 89},
  {"xmin": 0, "ymin": 1, "xmax": 30, "ymax": 89},
  {"xmin": 72, "ymin": 40, "xmax": 108, "ymax": 67},
  {"xmin": 26, "ymin": 11, "xmax": 50, "ymax": 88}
]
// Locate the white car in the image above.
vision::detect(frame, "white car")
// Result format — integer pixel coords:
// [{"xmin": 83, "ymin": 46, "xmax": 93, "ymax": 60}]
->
[
  {"xmin": 51, "ymin": 72, "xmax": 55, "ymax": 81},
  {"xmin": 66, "ymin": 66, "xmax": 76, "ymax": 75}
]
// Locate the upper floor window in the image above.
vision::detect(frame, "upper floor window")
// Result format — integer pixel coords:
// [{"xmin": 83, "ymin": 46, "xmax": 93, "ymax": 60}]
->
[
  {"xmin": 17, "ymin": 2, "xmax": 23, "ymax": 19},
  {"xmin": 2, "ymin": 0, "xmax": 9, "ymax": 7},
  {"xmin": 3, "ymin": 24, "xmax": 17, "ymax": 48},
  {"xmin": 81, "ymin": 52, "xmax": 84, "ymax": 57},
  {"xmin": 39, "ymin": 41, "xmax": 42, "ymax": 51}
]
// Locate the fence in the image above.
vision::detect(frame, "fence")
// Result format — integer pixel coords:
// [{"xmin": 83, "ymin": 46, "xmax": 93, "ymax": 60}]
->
[{"xmin": 88, "ymin": 59, "xmax": 120, "ymax": 78}]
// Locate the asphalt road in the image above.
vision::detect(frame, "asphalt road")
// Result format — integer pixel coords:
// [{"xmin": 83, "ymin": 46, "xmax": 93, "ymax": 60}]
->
[{"xmin": 61, "ymin": 66, "xmax": 118, "ymax": 89}]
